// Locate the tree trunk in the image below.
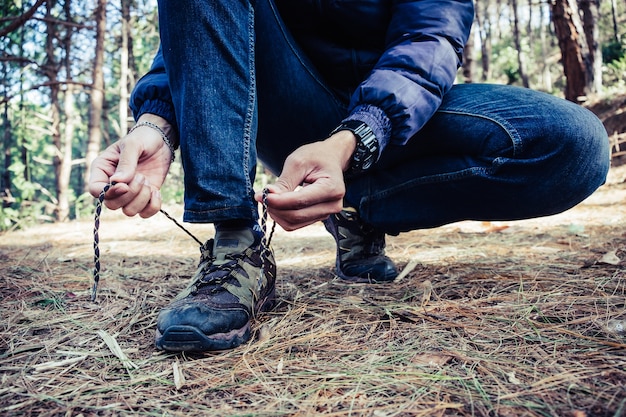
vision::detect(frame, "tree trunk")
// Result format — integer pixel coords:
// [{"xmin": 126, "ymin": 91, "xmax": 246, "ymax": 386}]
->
[
  {"xmin": 551, "ymin": 0, "xmax": 591, "ymax": 102},
  {"xmin": 2, "ymin": 103, "xmax": 13, "ymax": 207},
  {"xmin": 1, "ymin": 0, "xmax": 14, "ymax": 207},
  {"xmin": 610, "ymin": 0, "xmax": 620, "ymax": 43},
  {"xmin": 475, "ymin": 0, "xmax": 491, "ymax": 81},
  {"xmin": 579, "ymin": 0, "xmax": 602, "ymax": 94},
  {"xmin": 462, "ymin": 18, "xmax": 476, "ymax": 83},
  {"xmin": 495, "ymin": 0, "xmax": 503, "ymax": 41},
  {"xmin": 44, "ymin": 0, "xmax": 63, "ymax": 218},
  {"xmin": 55, "ymin": 0, "xmax": 75, "ymax": 222},
  {"xmin": 127, "ymin": 0, "xmax": 138, "ymax": 90},
  {"xmin": 19, "ymin": 2, "xmax": 31, "ymax": 188},
  {"xmin": 511, "ymin": 0, "xmax": 530, "ymax": 87},
  {"xmin": 527, "ymin": 0, "xmax": 533, "ymax": 48},
  {"xmin": 119, "ymin": 0, "xmax": 131, "ymax": 135},
  {"xmin": 57, "ymin": 82, "xmax": 74, "ymax": 222},
  {"xmin": 84, "ymin": 0, "xmax": 107, "ymax": 193},
  {"xmin": 540, "ymin": 2, "xmax": 553, "ymax": 91}
]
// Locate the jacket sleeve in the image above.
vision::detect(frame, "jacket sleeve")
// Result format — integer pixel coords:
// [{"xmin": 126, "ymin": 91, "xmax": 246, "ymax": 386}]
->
[
  {"xmin": 345, "ymin": 0, "xmax": 474, "ymax": 155},
  {"xmin": 129, "ymin": 45, "xmax": 178, "ymax": 133}
]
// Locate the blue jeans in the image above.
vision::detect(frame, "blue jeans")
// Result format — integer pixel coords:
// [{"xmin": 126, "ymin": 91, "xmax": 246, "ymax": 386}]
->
[{"xmin": 157, "ymin": 0, "xmax": 610, "ymax": 234}]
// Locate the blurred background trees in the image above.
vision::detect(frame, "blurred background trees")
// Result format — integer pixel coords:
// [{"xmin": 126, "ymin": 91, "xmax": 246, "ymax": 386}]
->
[
  {"xmin": 1, "ymin": 0, "xmax": 160, "ymax": 228},
  {"xmin": 0, "ymin": 0, "xmax": 625, "ymax": 230}
]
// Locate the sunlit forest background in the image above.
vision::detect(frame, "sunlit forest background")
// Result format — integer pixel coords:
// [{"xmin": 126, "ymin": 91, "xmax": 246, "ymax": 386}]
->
[{"xmin": 1, "ymin": 0, "xmax": 625, "ymax": 231}]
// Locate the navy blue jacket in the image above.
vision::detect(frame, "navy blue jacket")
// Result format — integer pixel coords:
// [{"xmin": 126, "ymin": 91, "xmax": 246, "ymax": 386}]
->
[{"xmin": 131, "ymin": 0, "xmax": 474, "ymax": 156}]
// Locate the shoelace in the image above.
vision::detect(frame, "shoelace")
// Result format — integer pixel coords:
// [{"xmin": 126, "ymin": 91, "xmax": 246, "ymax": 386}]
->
[
  {"xmin": 192, "ymin": 246, "xmax": 254, "ymax": 295},
  {"xmin": 91, "ymin": 182, "xmax": 275, "ymax": 302},
  {"xmin": 260, "ymin": 189, "xmax": 275, "ymax": 258}
]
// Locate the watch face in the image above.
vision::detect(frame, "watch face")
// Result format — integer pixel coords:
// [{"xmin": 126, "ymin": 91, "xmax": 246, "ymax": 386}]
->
[
  {"xmin": 351, "ymin": 125, "xmax": 378, "ymax": 173},
  {"xmin": 331, "ymin": 121, "xmax": 379, "ymax": 174}
]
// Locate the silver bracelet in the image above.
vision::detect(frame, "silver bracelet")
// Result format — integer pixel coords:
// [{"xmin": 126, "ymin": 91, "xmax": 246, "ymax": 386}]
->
[{"xmin": 129, "ymin": 121, "xmax": 176, "ymax": 162}]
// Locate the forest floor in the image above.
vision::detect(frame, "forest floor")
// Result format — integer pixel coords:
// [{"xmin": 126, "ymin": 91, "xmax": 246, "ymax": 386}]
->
[
  {"xmin": 0, "ymin": 168, "xmax": 625, "ymax": 416},
  {"xmin": 1, "ymin": 98, "xmax": 626, "ymax": 416}
]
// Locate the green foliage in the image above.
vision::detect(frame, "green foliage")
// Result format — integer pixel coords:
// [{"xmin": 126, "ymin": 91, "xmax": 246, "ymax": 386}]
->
[
  {"xmin": 1, "ymin": 0, "xmax": 625, "ymax": 230},
  {"xmin": 73, "ymin": 191, "xmax": 96, "ymax": 220},
  {"xmin": 602, "ymin": 40, "xmax": 625, "ymax": 64},
  {"xmin": 255, "ymin": 162, "xmax": 276, "ymax": 191},
  {"xmin": 0, "ymin": 191, "xmax": 53, "ymax": 233},
  {"xmin": 9, "ymin": 162, "xmax": 37, "ymax": 201},
  {"xmin": 601, "ymin": 39, "xmax": 626, "ymax": 95},
  {"xmin": 1, "ymin": 0, "xmax": 164, "ymax": 228},
  {"xmin": 603, "ymin": 55, "xmax": 626, "ymax": 95},
  {"xmin": 0, "ymin": 207, "xmax": 21, "ymax": 232},
  {"xmin": 490, "ymin": 44, "xmax": 520, "ymax": 85},
  {"xmin": 160, "ymin": 160, "xmax": 185, "ymax": 205}
]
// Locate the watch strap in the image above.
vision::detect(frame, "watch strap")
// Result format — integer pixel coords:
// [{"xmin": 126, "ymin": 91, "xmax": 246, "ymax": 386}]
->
[{"xmin": 331, "ymin": 120, "xmax": 380, "ymax": 175}]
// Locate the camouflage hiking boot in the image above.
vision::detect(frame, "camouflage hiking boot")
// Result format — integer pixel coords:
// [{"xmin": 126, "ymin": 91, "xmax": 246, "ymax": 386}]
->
[
  {"xmin": 155, "ymin": 228, "xmax": 276, "ymax": 352},
  {"xmin": 323, "ymin": 207, "xmax": 398, "ymax": 283}
]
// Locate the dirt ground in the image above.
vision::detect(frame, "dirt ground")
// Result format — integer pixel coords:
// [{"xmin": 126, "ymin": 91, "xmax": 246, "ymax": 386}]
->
[{"xmin": 0, "ymin": 161, "xmax": 625, "ymax": 416}]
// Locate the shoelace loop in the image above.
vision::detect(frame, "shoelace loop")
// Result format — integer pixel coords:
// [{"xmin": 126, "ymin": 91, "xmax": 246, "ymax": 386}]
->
[
  {"xmin": 260, "ymin": 188, "xmax": 275, "ymax": 257},
  {"xmin": 91, "ymin": 183, "xmax": 275, "ymax": 302}
]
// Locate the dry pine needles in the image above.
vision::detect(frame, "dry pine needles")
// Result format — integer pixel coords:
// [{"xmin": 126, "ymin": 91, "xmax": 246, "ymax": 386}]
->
[{"xmin": 1, "ymin": 175, "xmax": 626, "ymax": 417}]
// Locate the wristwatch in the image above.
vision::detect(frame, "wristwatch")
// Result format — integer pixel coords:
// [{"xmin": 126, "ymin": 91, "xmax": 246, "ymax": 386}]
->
[{"xmin": 331, "ymin": 120, "xmax": 380, "ymax": 175}]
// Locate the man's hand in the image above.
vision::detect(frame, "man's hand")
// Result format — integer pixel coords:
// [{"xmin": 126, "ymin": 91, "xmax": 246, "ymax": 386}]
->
[
  {"xmin": 256, "ymin": 131, "xmax": 357, "ymax": 231},
  {"xmin": 88, "ymin": 114, "xmax": 175, "ymax": 218}
]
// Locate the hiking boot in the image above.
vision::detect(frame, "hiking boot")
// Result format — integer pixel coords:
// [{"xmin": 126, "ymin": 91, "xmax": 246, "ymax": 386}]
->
[
  {"xmin": 155, "ymin": 228, "xmax": 276, "ymax": 352},
  {"xmin": 323, "ymin": 207, "xmax": 399, "ymax": 283}
]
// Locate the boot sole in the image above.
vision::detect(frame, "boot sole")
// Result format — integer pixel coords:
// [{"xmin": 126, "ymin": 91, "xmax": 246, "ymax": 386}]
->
[
  {"xmin": 155, "ymin": 288, "xmax": 276, "ymax": 352},
  {"xmin": 333, "ymin": 259, "xmax": 398, "ymax": 283},
  {"xmin": 155, "ymin": 324, "xmax": 250, "ymax": 352},
  {"xmin": 323, "ymin": 218, "xmax": 398, "ymax": 283}
]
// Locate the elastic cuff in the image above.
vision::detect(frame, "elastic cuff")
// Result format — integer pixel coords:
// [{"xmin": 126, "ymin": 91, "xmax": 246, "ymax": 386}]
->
[
  {"xmin": 133, "ymin": 99, "xmax": 179, "ymax": 135},
  {"xmin": 344, "ymin": 104, "xmax": 392, "ymax": 154}
]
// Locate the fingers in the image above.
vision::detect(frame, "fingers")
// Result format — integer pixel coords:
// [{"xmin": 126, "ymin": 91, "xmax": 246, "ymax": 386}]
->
[
  {"xmin": 88, "ymin": 146, "xmax": 121, "ymax": 198},
  {"xmin": 109, "ymin": 138, "xmax": 141, "ymax": 185},
  {"xmin": 90, "ymin": 157, "xmax": 162, "ymax": 218},
  {"xmin": 102, "ymin": 174, "xmax": 160, "ymax": 218},
  {"xmin": 252, "ymin": 139, "xmax": 349, "ymax": 230},
  {"xmin": 258, "ymin": 179, "xmax": 344, "ymax": 231},
  {"xmin": 139, "ymin": 187, "xmax": 162, "ymax": 218},
  {"xmin": 88, "ymin": 125, "xmax": 170, "ymax": 218},
  {"xmin": 88, "ymin": 141, "xmax": 139, "ymax": 199},
  {"xmin": 90, "ymin": 174, "xmax": 161, "ymax": 219},
  {"xmin": 263, "ymin": 180, "xmax": 343, "ymax": 211},
  {"xmin": 266, "ymin": 200, "xmax": 340, "ymax": 231}
]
